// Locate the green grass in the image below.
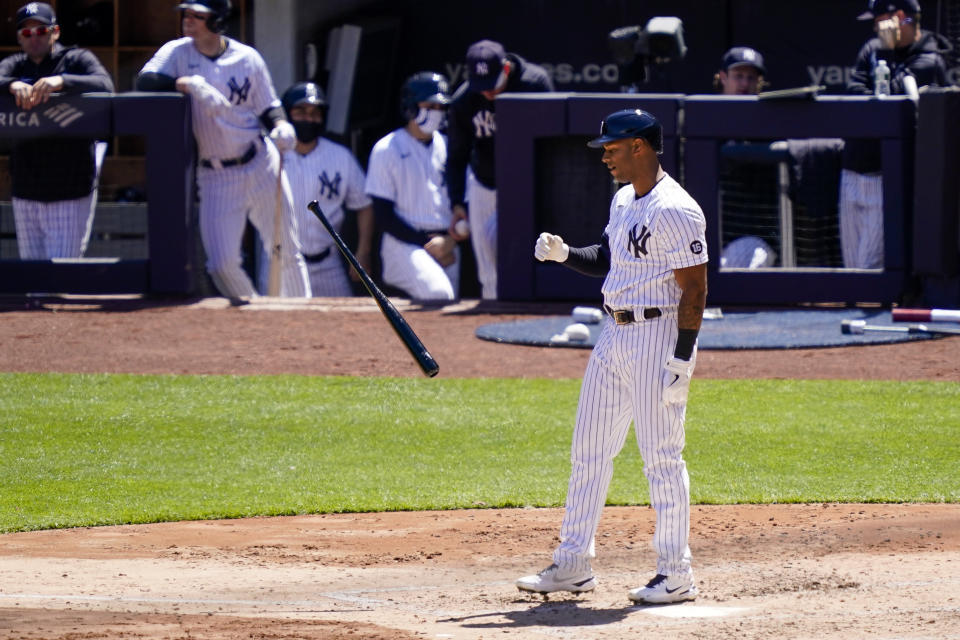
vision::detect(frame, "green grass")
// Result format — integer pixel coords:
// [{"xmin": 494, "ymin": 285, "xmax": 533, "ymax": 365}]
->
[{"xmin": 1, "ymin": 373, "xmax": 958, "ymax": 533}]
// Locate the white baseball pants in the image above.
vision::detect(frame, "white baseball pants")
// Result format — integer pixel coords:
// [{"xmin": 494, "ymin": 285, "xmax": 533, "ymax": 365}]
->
[
  {"xmin": 12, "ymin": 193, "xmax": 97, "ymax": 259},
  {"xmin": 839, "ymin": 169, "xmax": 884, "ymax": 269},
  {"xmin": 380, "ymin": 233, "xmax": 459, "ymax": 301},
  {"xmin": 553, "ymin": 314, "xmax": 693, "ymax": 579},
  {"xmin": 198, "ymin": 139, "xmax": 310, "ymax": 298},
  {"xmin": 466, "ymin": 169, "xmax": 498, "ymax": 300}
]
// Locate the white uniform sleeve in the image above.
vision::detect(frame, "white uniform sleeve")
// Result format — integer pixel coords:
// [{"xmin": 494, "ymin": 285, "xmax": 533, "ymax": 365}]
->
[
  {"xmin": 364, "ymin": 142, "xmax": 397, "ymax": 202},
  {"xmin": 140, "ymin": 39, "xmax": 186, "ymax": 78},
  {"xmin": 662, "ymin": 205, "xmax": 709, "ymax": 270},
  {"xmin": 246, "ymin": 49, "xmax": 281, "ymax": 116},
  {"xmin": 344, "ymin": 154, "xmax": 372, "ymax": 210}
]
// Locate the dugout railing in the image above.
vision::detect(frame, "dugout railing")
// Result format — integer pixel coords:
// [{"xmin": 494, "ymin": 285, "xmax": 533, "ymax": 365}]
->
[
  {"xmin": 495, "ymin": 93, "xmax": 918, "ymax": 305},
  {"xmin": 0, "ymin": 93, "xmax": 195, "ymax": 295}
]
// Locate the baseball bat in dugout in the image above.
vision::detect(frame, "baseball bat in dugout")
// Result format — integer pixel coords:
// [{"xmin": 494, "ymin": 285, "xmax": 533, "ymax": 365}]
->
[
  {"xmin": 307, "ymin": 200, "xmax": 440, "ymax": 377},
  {"xmin": 267, "ymin": 152, "xmax": 285, "ymax": 296}
]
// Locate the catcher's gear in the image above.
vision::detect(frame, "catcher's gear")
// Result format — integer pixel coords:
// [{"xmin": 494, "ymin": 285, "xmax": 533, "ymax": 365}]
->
[
  {"xmin": 176, "ymin": 0, "xmax": 231, "ymax": 33},
  {"xmin": 399, "ymin": 71, "xmax": 451, "ymax": 122},
  {"xmin": 534, "ymin": 232, "xmax": 569, "ymax": 262},
  {"xmin": 661, "ymin": 356, "xmax": 694, "ymax": 405},
  {"xmin": 587, "ymin": 108, "xmax": 663, "ymax": 154}
]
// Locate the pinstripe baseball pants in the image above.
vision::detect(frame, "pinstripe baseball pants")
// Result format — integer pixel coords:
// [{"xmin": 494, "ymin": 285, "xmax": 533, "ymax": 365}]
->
[
  {"xmin": 553, "ymin": 313, "xmax": 693, "ymax": 579},
  {"xmin": 198, "ymin": 139, "xmax": 310, "ymax": 298},
  {"xmin": 466, "ymin": 169, "xmax": 497, "ymax": 300},
  {"xmin": 839, "ymin": 169, "xmax": 884, "ymax": 269},
  {"xmin": 12, "ymin": 193, "xmax": 97, "ymax": 259}
]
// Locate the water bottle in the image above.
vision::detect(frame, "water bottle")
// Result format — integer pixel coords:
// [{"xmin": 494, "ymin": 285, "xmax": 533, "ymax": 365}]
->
[{"xmin": 874, "ymin": 60, "xmax": 891, "ymax": 97}]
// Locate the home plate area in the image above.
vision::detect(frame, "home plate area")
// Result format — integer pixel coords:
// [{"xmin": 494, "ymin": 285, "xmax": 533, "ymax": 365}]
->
[{"xmin": 475, "ymin": 307, "xmax": 960, "ymax": 350}]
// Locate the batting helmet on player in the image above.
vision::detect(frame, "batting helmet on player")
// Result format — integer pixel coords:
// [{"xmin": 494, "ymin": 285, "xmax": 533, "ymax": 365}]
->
[
  {"xmin": 399, "ymin": 72, "xmax": 451, "ymax": 121},
  {"xmin": 176, "ymin": 0, "xmax": 231, "ymax": 33},
  {"xmin": 587, "ymin": 108, "xmax": 663, "ymax": 155},
  {"xmin": 281, "ymin": 82, "xmax": 328, "ymax": 115}
]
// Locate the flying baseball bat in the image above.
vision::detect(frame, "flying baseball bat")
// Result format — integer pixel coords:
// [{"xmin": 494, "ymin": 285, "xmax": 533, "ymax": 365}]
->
[
  {"xmin": 892, "ymin": 308, "xmax": 960, "ymax": 324},
  {"xmin": 841, "ymin": 319, "xmax": 960, "ymax": 336},
  {"xmin": 307, "ymin": 200, "xmax": 440, "ymax": 377}
]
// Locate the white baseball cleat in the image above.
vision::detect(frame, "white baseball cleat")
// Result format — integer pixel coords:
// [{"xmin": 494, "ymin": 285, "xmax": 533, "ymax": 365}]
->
[
  {"xmin": 628, "ymin": 573, "xmax": 698, "ymax": 604},
  {"xmin": 516, "ymin": 563, "xmax": 596, "ymax": 594}
]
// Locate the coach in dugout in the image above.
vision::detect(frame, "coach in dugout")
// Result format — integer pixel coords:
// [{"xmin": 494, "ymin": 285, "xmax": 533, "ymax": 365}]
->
[
  {"xmin": 0, "ymin": 2, "xmax": 114, "ymax": 260},
  {"xmin": 445, "ymin": 39, "xmax": 554, "ymax": 300}
]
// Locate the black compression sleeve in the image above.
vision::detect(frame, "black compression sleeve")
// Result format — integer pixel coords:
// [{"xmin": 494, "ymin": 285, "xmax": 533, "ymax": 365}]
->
[
  {"xmin": 372, "ymin": 197, "xmax": 432, "ymax": 246},
  {"xmin": 259, "ymin": 105, "xmax": 286, "ymax": 130},
  {"xmin": 562, "ymin": 233, "xmax": 611, "ymax": 277}
]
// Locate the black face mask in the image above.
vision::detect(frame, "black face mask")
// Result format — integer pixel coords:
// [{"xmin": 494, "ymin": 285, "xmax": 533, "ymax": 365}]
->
[{"xmin": 292, "ymin": 120, "xmax": 323, "ymax": 143}]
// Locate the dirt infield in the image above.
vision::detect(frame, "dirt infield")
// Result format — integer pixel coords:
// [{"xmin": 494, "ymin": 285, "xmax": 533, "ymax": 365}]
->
[{"xmin": 1, "ymin": 295, "xmax": 958, "ymax": 640}]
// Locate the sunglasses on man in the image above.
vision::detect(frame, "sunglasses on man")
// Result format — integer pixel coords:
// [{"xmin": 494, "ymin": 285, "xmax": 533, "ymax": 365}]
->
[{"xmin": 18, "ymin": 25, "xmax": 55, "ymax": 38}]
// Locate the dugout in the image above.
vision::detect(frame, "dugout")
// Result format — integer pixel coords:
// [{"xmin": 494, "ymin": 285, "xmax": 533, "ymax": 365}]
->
[
  {"xmin": 0, "ymin": 93, "xmax": 195, "ymax": 295},
  {"xmin": 495, "ymin": 93, "xmax": 922, "ymax": 306}
]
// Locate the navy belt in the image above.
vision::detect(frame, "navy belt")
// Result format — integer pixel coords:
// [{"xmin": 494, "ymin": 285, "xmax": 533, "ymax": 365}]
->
[
  {"xmin": 606, "ymin": 306, "xmax": 662, "ymax": 325},
  {"xmin": 200, "ymin": 143, "xmax": 257, "ymax": 169},
  {"xmin": 303, "ymin": 247, "xmax": 332, "ymax": 263}
]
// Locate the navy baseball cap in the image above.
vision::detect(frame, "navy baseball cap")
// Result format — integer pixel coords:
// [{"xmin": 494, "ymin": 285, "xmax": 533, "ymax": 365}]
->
[
  {"xmin": 721, "ymin": 47, "xmax": 765, "ymax": 75},
  {"xmin": 466, "ymin": 39, "xmax": 506, "ymax": 92},
  {"xmin": 16, "ymin": 2, "xmax": 56, "ymax": 27},
  {"xmin": 857, "ymin": 0, "xmax": 921, "ymax": 20}
]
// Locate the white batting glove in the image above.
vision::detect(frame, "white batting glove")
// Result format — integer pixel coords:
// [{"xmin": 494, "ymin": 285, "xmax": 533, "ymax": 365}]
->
[
  {"xmin": 178, "ymin": 75, "xmax": 231, "ymax": 113},
  {"xmin": 662, "ymin": 356, "xmax": 695, "ymax": 405},
  {"xmin": 534, "ymin": 232, "xmax": 569, "ymax": 262},
  {"xmin": 269, "ymin": 120, "xmax": 297, "ymax": 152}
]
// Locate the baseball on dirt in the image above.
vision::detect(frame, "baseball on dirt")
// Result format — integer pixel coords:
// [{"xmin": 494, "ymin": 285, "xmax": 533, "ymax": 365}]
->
[{"xmin": 454, "ymin": 219, "xmax": 470, "ymax": 237}]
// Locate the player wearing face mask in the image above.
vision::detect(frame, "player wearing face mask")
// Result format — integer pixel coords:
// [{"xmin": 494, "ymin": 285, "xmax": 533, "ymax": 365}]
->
[
  {"xmin": 363, "ymin": 71, "xmax": 459, "ymax": 301},
  {"xmin": 280, "ymin": 82, "xmax": 374, "ymax": 296}
]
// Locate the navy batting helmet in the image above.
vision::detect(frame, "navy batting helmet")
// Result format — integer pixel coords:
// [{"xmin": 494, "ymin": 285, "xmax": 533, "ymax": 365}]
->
[
  {"xmin": 399, "ymin": 72, "xmax": 451, "ymax": 121},
  {"xmin": 281, "ymin": 82, "xmax": 327, "ymax": 116},
  {"xmin": 176, "ymin": 0, "xmax": 231, "ymax": 33},
  {"xmin": 587, "ymin": 109, "xmax": 663, "ymax": 154}
]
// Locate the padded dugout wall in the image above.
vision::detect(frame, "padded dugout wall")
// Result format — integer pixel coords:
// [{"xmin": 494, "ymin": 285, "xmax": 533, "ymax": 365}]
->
[
  {"xmin": 0, "ymin": 93, "xmax": 195, "ymax": 295},
  {"xmin": 495, "ymin": 93, "xmax": 917, "ymax": 305}
]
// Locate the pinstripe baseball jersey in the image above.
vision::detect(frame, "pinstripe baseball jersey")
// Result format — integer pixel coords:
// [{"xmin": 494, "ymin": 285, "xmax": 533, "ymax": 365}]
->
[
  {"xmin": 284, "ymin": 139, "xmax": 371, "ymax": 256},
  {"xmin": 140, "ymin": 37, "xmax": 278, "ymax": 160},
  {"xmin": 602, "ymin": 174, "xmax": 708, "ymax": 309},
  {"xmin": 364, "ymin": 128, "xmax": 451, "ymax": 232}
]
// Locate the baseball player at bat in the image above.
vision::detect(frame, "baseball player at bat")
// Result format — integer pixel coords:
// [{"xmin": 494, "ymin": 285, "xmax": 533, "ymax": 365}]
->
[
  {"xmin": 364, "ymin": 72, "xmax": 459, "ymax": 301},
  {"xmin": 136, "ymin": 0, "xmax": 310, "ymax": 300},
  {"xmin": 516, "ymin": 109, "xmax": 708, "ymax": 605}
]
